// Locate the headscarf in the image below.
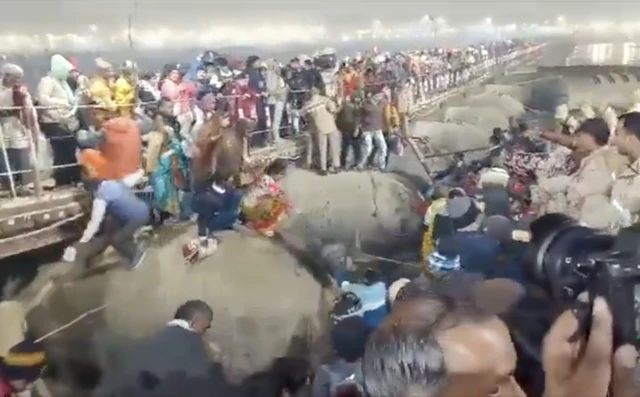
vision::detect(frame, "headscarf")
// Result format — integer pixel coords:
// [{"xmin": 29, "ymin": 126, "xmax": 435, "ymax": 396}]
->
[
  {"xmin": 50, "ymin": 54, "xmax": 75, "ymax": 105},
  {"xmin": 0, "ymin": 63, "xmax": 23, "ymax": 86}
]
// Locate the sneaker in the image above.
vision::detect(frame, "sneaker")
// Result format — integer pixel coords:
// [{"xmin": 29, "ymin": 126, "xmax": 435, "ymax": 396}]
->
[
  {"xmin": 199, "ymin": 237, "xmax": 219, "ymax": 257},
  {"xmin": 128, "ymin": 246, "xmax": 148, "ymax": 271}
]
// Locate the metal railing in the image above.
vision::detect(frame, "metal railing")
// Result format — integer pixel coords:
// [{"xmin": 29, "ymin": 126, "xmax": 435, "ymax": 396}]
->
[{"xmin": 0, "ymin": 45, "xmax": 544, "ymax": 201}]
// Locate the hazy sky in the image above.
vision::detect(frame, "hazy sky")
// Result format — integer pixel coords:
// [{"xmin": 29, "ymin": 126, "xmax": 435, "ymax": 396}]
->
[{"xmin": 6, "ymin": 0, "xmax": 640, "ymax": 32}]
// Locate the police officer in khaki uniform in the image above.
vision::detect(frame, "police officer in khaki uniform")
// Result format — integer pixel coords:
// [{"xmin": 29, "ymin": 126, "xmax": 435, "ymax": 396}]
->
[{"xmin": 609, "ymin": 111, "xmax": 640, "ymax": 231}]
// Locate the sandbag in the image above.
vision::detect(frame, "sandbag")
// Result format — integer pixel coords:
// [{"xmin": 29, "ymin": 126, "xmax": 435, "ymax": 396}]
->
[
  {"xmin": 279, "ymin": 169, "xmax": 422, "ymax": 245},
  {"xmin": 460, "ymin": 92, "xmax": 525, "ymax": 118},
  {"xmin": 411, "ymin": 121, "xmax": 492, "ymax": 171},
  {"xmin": 484, "ymin": 84, "xmax": 529, "ymax": 104},
  {"xmin": 443, "ymin": 106, "xmax": 510, "ymax": 131},
  {"xmin": 33, "ymin": 133, "xmax": 54, "ymax": 180},
  {"xmin": 529, "ymin": 76, "xmax": 567, "ymax": 112}
]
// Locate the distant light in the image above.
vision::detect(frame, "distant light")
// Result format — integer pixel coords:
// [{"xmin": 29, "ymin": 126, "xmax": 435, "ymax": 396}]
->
[
  {"xmin": 557, "ymin": 15, "xmax": 565, "ymax": 24},
  {"xmin": 341, "ymin": 34, "xmax": 350, "ymax": 42},
  {"xmin": 589, "ymin": 21, "xmax": 611, "ymax": 32},
  {"xmin": 89, "ymin": 24, "xmax": 98, "ymax": 32},
  {"xmin": 484, "ymin": 17, "xmax": 493, "ymax": 25}
]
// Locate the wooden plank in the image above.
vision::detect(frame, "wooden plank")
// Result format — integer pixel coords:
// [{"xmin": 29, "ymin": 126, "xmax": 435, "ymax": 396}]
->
[
  {"xmin": 0, "ymin": 218, "xmax": 81, "ymax": 259},
  {"xmin": 0, "ymin": 189, "xmax": 87, "ymax": 219}
]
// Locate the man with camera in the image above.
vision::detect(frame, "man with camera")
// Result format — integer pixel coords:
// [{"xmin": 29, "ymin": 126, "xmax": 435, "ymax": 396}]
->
[{"xmin": 362, "ymin": 274, "xmax": 638, "ymax": 397}]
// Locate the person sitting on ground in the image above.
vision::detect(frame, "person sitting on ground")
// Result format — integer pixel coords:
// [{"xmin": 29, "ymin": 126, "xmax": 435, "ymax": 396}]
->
[
  {"xmin": 98, "ymin": 300, "xmax": 215, "ymax": 397},
  {"xmin": 186, "ymin": 171, "xmax": 243, "ymax": 262},
  {"xmin": 312, "ymin": 317, "xmax": 370, "ymax": 397},
  {"xmin": 241, "ymin": 159, "xmax": 292, "ymax": 237},
  {"xmin": 0, "ymin": 339, "xmax": 47, "ymax": 397},
  {"xmin": 62, "ymin": 153, "xmax": 149, "ymax": 273}
]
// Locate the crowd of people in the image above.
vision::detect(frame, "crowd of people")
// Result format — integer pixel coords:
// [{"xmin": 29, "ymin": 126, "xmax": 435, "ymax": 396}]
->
[
  {"xmin": 0, "ymin": 39, "xmax": 524, "ymax": 269},
  {"xmin": 2, "ymin": 38, "xmax": 601, "ymax": 397}
]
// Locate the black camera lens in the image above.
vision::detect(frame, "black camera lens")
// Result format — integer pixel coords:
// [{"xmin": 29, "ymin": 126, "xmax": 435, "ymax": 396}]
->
[{"xmin": 526, "ymin": 214, "xmax": 616, "ymax": 302}]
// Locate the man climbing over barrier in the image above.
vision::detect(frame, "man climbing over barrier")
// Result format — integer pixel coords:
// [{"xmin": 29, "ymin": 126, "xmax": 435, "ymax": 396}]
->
[{"xmin": 61, "ymin": 149, "xmax": 150, "ymax": 276}]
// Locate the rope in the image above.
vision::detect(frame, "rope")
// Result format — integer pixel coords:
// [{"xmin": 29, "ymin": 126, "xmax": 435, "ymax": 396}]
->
[
  {"xmin": 34, "ymin": 304, "xmax": 107, "ymax": 343},
  {"xmin": 421, "ymin": 144, "xmax": 501, "ymax": 160}
]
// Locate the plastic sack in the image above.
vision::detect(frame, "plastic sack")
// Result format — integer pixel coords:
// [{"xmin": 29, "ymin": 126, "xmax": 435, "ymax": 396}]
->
[{"xmin": 31, "ymin": 133, "xmax": 54, "ymax": 180}]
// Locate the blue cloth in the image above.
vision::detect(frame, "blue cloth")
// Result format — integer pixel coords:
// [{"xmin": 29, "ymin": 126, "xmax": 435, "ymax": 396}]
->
[
  {"xmin": 185, "ymin": 57, "xmax": 203, "ymax": 81},
  {"xmin": 446, "ymin": 231, "xmax": 526, "ymax": 285},
  {"xmin": 247, "ymin": 68, "xmax": 266, "ymax": 93},
  {"xmin": 96, "ymin": 181, "xmax": 150, "ymax": 224},
  {"xmin": 336, "ymin": 271, "xmax": 388, "ymax": 330},
  {"xmin": 428, "ymin": 251, "xmax": 461, "ymax": 273}
]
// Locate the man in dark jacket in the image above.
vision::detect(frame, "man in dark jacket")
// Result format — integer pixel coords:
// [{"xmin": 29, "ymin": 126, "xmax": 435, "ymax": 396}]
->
[
  {"xmin": 284, "ymin": 58, "xmax": 306, "ymax": 133},
  {"xmin": 302, "ymin": 59, "xmax": 325, "ymax": 95},
  {"xmin": 336, "ymin": 99, "xmax": 361, "ymax": 169},
  {"xmin": 99, "ymin": 300, "xmax": 215, "ymax": 396},
  {"xmin": 245, "ymin": 55, "xmax": 268, "ymax": 135},
  {"xmin": 357, "ymin": 93, "xmax": 387, "ymax": 170}
]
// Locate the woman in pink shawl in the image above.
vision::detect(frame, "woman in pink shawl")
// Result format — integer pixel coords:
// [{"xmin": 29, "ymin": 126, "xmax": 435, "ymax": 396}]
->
[{"xmin": 160, "ymin": 64, "xmax": 197, "ymax": 149}]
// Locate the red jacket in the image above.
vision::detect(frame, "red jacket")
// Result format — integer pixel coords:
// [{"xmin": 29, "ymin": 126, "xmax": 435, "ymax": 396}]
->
[{"xmin": 229, "ymin": 83, "xmax": 258, "ymax": 124}]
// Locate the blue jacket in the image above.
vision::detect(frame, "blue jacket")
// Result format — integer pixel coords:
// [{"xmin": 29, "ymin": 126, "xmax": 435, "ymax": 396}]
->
[
  {"xmin": 336, "ymin": 271, "xmax": 388, "ymax": 330},
  {"xmin": 186, "ymin": 57, "xmax": 203, "ymax": 81},
  {"xmin": 451, "ymin": 232, "xmax": 526, "ymax": 285}
]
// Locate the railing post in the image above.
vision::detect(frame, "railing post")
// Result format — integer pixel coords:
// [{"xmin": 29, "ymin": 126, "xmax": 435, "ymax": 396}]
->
[
  {"xmin": 27, "ymin": 125, "xmax": 42, "ymax": 199},
  {"xmin": 0, "ymin": 136, "xmax": 17, "ymax": 199}
]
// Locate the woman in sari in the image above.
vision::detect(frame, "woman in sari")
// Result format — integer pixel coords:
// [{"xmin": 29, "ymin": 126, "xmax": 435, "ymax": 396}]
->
[
  {"xmin": 241, "ymin": 159, "xmax": 291, "ymax": 237},
  {"xmin": 149, "ymin": 126, "xmax": 190, "ymax": 221}
]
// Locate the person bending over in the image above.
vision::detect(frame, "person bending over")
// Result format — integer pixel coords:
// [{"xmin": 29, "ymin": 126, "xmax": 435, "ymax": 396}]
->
[
  {"xmin": 98, "ymin": 300, "xmax": 215, "ymax": 397},
  {"xmin": 62, "ymin": 154, "xmax": 149, "ymax": 272}
]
